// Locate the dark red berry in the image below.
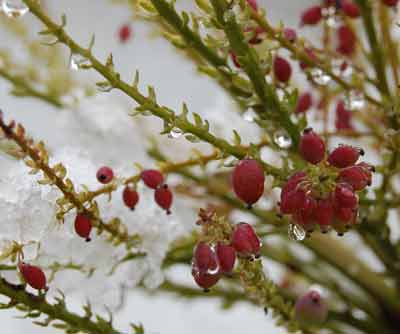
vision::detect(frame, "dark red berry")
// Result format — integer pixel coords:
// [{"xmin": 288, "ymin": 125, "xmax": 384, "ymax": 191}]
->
[
  {"xmin": 247, "ymin": 0, "xmax": 258, "ymax": 11},
  {"xmin": 118, "ymin": 24, "xmax": 132, "ymax": 43},
  {"xmin": 293, "ymin": 195, "xmax": 317, "ymax": 227},
  {"xmin": 382, "ymin": 0, "xmax": 398, "ymax": 6},
  {"xmin": 338, "ymin": 165, "xmax": 372, "ymax": 190},
  {"xmin": 315, "ymin": 197, "xmax": 334, "ymax": 227},
  {"xmin": 341, "ymin": 0, "xmax": 360, "ymax": 18},
  {"xmin": 335, "ymin": 206, "xmax": 357, "ymax": 223},
  {"xmin": 337, "ymin": 25, "xmax": 356, "ymax": 55},
  {"xmin": 141, "ymin": 169, "xmax": 164, "ymax": 189},
  {"xmin": 280, "ymin": 187, "xmax": 307, "ymax": 215},
  {"xmin": 273, "ymin": 56, "xmax": 292, "ymax": 83},
  {"xmin": 295, "ymin": 290, "xmax": 328, "ymax": 325},
  {"xmin": 299, "ymin": 128, "xmax": 326, "ymax": 164},
  {"xmin": 296, "ymin": 92, "xmax": 313, "ymax": 113},
  {"xmin": 154, "ymin": 184, "xmax": 173, "ymax": 214},
  {"xmin": 216, "ymin": 243, "xmax": 236, "ymax": 274},
  {"xmin": 232, "ymin": 159, "xmax": 265, "ymax": 208},
  {"xmin": 328, "ymin": 145, "xmax": 363, "ymax": 168},
  {"xmin": 193, "ymin": 242, "xmax": 219, "ymax": 273},
  {"xmin": 18, "ymin": 262, "xmax": 47, "ymax": 290},
  {"xmin": 74, "ymin": 213, "xmax": 92, "ymax": 242},
  {"xmin": 192, "ymin": 268, "xmax": 220, "ymax": 290},
  {"xmin": 246, "ymin": 26, "xmax": 265, "ymax": 44},
  {"xmin": 301, "ymin": 6, "xmax": 323, "ymax": 26},
  {"xmin": 283, "ymin": 28, "xmax": 297, "ymax": 42},
  {"xmin": 282, "ymin": 172, "xmax": 307, "ymax": 196},
  {"xmin": 122, "ymin": 186, "xmax": 139, "ymax": 210},
  {"xmin": 334, "ymin": 183, "xmax": 358, "ymax": 209},
  {"xmin": 96, "ymin": 166, "xmax": 114, "ymax": 184},
  {"xmin": 230, "ymin": 51, "xmax": 241, "ymax": 68},
  {"xmin": 335, "ymin": 100, "xmax": 353, "ymax": 130},
  {"xmin": 232, "ymin": 223, "xmax": 261, "ymax": 257}
]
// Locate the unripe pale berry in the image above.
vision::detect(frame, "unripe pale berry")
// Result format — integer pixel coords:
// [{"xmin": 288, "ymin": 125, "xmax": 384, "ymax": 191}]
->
[
  {"xmin": 273, "ymin": 56, "xmax": 292, "ymax": 83},
  {"xmin": 118, "ymin": 24, "xmax": 132, "ymax": 43},
  {"xmin": 338, "ymin": 165, "xmax": 372, "ymax": 190},
  {"xmin": 18, "ymin": 262, "xmax": 47, "ymax": 290},
  {"xmin": 328, "ymin": 145, "xmax": 363, "ymax": 168},
  {"xmin": 295, "ymin": 290, "xmax": 328, "ymax": 325},
  {"xmin": 122, "ymin": 186, "xmax": 139, "ymax": 210},
  {"xmin": 193, "ymin": 242, "xmax": 219, "ymax": 273},
  {"xmin": 299, "ymin": 128, "xmax": 326, "ymax": 164},
  {"xmin": 337, "ymin": 25, "xmax": 356, "ymax": 55},
  {"xmin": 382, "ymin": 0, "xmax": 398, "ymax": 7},
  {"xmin": 283, "ymin": 28, "xmax": 297, "ymax": 42},
  {"xmin": 232, "ymin": 159, "xmax": 265, "ymax": 208},
  {"xmin": 341, "ymin": 0, "xmax": 360, "ymax": 18},
  {"xmin": 216, "ymin": 243, "xmax": 236, "ymax": 274},
  {"xmin": 296, "ymin": 92, "xmax": 313, "ymax": 113},
  {"xmin": 334, "ymin": 183, "xmax": 358, "ymax": 209},
  {"xmin": 154, "ymin": 184, "xmax": 173, "ymax": 214},
  {"xmin": 246, "ymin": 0, "xmax": 258, "ymax": 11},
  {"xmin": 192, "ymin": 268, "xmax": 220, "ymax": 291},
  {"xmin": 96, "ymin": 166, "xmax": 114, "ymax": 184},
  {"xmin": 141, "ymin": 169, "xmax": 164, "ymax": 189},
  {"xmin": 300, "ymin": 6, "xmax": 323, "ymax": 26},
  {"xmin": 232, "ymin": 223, "xmax": 261, "ymax": 257},
  {"xmin": 74, "ymin": 213, "xmax": 92, "ymax": 242}
]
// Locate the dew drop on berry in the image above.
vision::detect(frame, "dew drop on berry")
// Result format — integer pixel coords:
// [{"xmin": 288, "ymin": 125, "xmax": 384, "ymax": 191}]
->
[
  {"xmin": 273, "ymin": 130, "xmax": 292, "ymax": 149},
  {"xmin": 168, "ymin": 127, "xmax": 183, "ymax": 139},
  {"xmin": 242, "ymin": 108, "xmax": 257, "ymax": 122},
  {"xmin": 344, "ymin": 90, "xmax": 365, "ymax": 111},
  {"xmin": 310, "ymin": 68, "xmax": 331, "ymax": 86},
  {"xmin": 2, "ymin": 0, "xmax": 30, "ymax": 18},
  {"xmin": 288, "ymin": 223, "xmax": 306, "ymax": 241}
]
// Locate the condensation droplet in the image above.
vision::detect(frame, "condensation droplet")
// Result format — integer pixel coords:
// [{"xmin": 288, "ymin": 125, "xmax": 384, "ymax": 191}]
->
[
  {"xmin": 322, "ymin": 6, "xmax": 339, "ymax": 27},
  {"xmin": 1, "ymin": 0, "xmax": 30, "ymax": 18},
  {"xmin": 288, "ymin": 223, "xmax": 306, "ymax": 241},
  {"xmin": 168, "ymin": 127, "xmax": 182, "ymax": 139},
  {"xmin": 273, "ymin": 130, "xmax": 292, "ymax": 149},
  {"xmin": 310, "ymin": 68, "xmax": 331, "ymax": 86},
  {"xmin": 69, "ymin": 53, "xmax": 90, "ymax": 71},
  {"xmin": 243, "ymin": 108, "xmax": 257, "ymax": 122},
  {"xmin": 344, "ymin": 90, "xmax": 365, "ymax": 111}
]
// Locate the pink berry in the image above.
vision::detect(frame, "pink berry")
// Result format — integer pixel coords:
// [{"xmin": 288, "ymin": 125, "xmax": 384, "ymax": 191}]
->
[
  {"xmin": 232, "ymin": 223, "xmax": 261, "ymax": 257},
  {"xmin": 328, "ymin": 145, "xmax": 363, "ymax": 168},
  {"xmin": 341, "ymin": 0, "xmax": 360, "ymax": 18},
  {"xmin": 299, "ymin": 128, "xmax": 326, "ymax": 164},
  {"xmin": 382, "ymin": 0, "xmax": 398, "ymax": 6},
  {"xmin": 273, "ymin": 56, "xmax": 292, "ymax": 83},
  {"xmin": 296, "ymin": 92, "xmax": 313, "ymax": 113},
  {"xmin": 192, "ymin": 268, "xmax": 220, "ymax": 291},
  {"xmin": 337, "ymin": 25, "xmax": 356, "ymax": 55},
  {"xmin": 300, "ymin": 6, "xmax": 323, "ymax": 26},
  {"xmin": 18, "ymin": 262, "xmax": 47, "ymax": 290},
  {"xmin": 141, "ymin": 169, "xmax": 164, "ymax": 189},
  {"xmin": 193, "ymin": 242, "xmax": 219, "ymax": 273},
  {"xmin": 334, "ymin": 183, "xmax": 358, "ymax": 209},
  {"xmin": 74, "ymin": 213, "xmax": 92, "ymax": 242},
  {"xmin": 232, "ymin": 159, "xmax": 265, "ymax": 208},
  {"xmin": 295, "ymin": 290, "xmax": 328, "ymax": 325},
  {"xmin": 118, "ymin": 24, "xmax": 132, "ymax": 43},
  {"xmin": 216, "ymin": 243, "xmax": 236, "ymax": 274},
  {"xmin": 96, "ymin": 166, "xmax": 114, "ymax": 184},
  {"xmin": 154, "ymin": 184, "xmax": 173, "ymax": 214},
  {"xmin": 246, "ymin": 0, "xmax": 258, "ymax": 11},
  {"xmin": 283, "ymin": 28, "xmax": 297, "ymax": 42},
  {"xmin": 335, "ymin": 100, "xmax": 353, "ymax": 130},
  {"xmin": 338, "ymin": 165, "xmax": 373, "ymax": 190},
  {"xmin": 315, "ymin": 197, "xmax": 334, "ymax": 227},
  {"xmin": 122, "ymin": 186, "xmax": 139, "ymax": 210}
]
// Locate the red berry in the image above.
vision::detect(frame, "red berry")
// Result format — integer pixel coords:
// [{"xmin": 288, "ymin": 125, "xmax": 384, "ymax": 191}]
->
[
  {"xmin": 295, "ymin": 290, "xmax": 328, "ymax": 325},
  {"xmin": 273, "ymin": 56, "xmax": 292, "ymax": 83},
  {"xmin": 230, "ymin": 51, "xmax": 241, "ymax": 68},
  {"xmin": 141, "ymin": 169, "xmax": 164, "ymax": 189},
  {"xmin": 246, "ymin": 0, "xmax": 258, "ymax": 11},
  {"xmin": 296, "ymin": 92, "xmax": 313, "ymax": 113},
  {"xmin": 216, "ymin": 243, "xmax": 236, "ymax": 274},
  {"xmin": 293, "ymin": 195, "xmax": 317, "ymax": 227},
  {"xmin": 315, "ymin": 197, "xmax": 334, "ymax": 227},
  {"xmin": 232, "ymin": 223, "xmax": 261, "ymax": 257},
  {"xmin": 283, "ymin": 28, "xmax": 297, "ymax": 42},
  {"xmin": 337, "ymin": 25, "xmax": 356, "ymax": 55},
  {"xmin": 301, "ymin": 6, "xmax": 323, "ymax": 26},
  {"xmin": 299, "ymin": 128, "xmax": 326, "ymax": 164},
  {"xmin": 341, "ymin": 0, "xmax": 360, "ymax": 18},
  {"xmin": 118, "ymin": 24, "xmax": 132, "ymax": 43},
  {"xmin": 328, "ymin": 145, "xmax": 363, "ymax": 168},
  {"xmin": 122, "ymin": 186, "xmax": 139, "ymax": 210},
  {"xmin": 338, "ymin": 165, "xmax": 372, "ymax": 190},
  {"xmin": 334, "ymin": 183, "xmax": 358, "ymax": 209},
  {"xmin": 18, "ymin": 262, "xmax": 47, "ymax": 290},
  {"xmin": 74, "ymin": 213, "xmax": 92, "ymax": 242},
  {"xmin": 382, "ymin": 0, "xmax": 398, "ymax": 6},
  {"xmin": 280, "ymin": 187, "xmax": 307, "ymax": 214},
  {"xmin": 246, "ymin": 26, "xmax": 265, "ymax": 44},
  {"xmin": 96, "ymin": 166, "xmax": 114, "ymax": 184},
  {"xmin": 192, "ymin": 268, "xmax": 220, "ymax": 291},
  {"xmin": 335, "ymin": 100, "xmax": 353, "ymax": 130},
  {"xmin": 193, "ymin": 242, "xmax": 219, "ymax": 273},
  {"xmin": 335, "ymin": 206, "xmax": 357, "ymax": 223},
  {"xmin": 232, "ymin": 159, "xmax": 265, "ymax": 208},
  {"xmin": 154, "ymin": 184, "xmax": 173, "ymax": 214},
  {"xmin": 281, "ymin": 172, "xmax": 307, "ymax": 197}
]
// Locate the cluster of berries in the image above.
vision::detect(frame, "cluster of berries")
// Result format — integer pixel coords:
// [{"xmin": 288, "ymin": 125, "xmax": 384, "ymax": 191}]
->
[
  {"xmin": 192, "ymin": 221, "xmax": 261, "ymax": 291},
  {"xmin": 74, "ymin": 167, "xmax": 173, "ymax": 242},
  {"xmin": 280, "ymin": 128, "xmax": 374, "ymax": 235}
]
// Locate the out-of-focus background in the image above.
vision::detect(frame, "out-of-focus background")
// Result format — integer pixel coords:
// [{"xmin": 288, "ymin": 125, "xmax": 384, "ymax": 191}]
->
[{"xmin": 0, "ymin": 1, "xmax": 316, "ymax": 333}]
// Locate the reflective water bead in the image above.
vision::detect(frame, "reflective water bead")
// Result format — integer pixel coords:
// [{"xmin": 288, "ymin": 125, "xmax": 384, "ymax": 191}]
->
[
  {"xmin": 344, "ymin": 90, "xmax": 365, "ymax": 111},
  {"xmin": 288, "ymin": 223, "xmax": 306, "ymax": 241},
  {"xmin": 2, "ymin": 0, "xmax": 31, "ymax": 18},
  {"xmin": 168, "ymin": 127, "xmax": 183, "ymax": 139},
  {"xmin": 273, "ymin": 130, "xmax": 292, "ymax": 149},
  {"xmin": 310, "ymin": 68, "xmax": 331, "ymax": 86}
]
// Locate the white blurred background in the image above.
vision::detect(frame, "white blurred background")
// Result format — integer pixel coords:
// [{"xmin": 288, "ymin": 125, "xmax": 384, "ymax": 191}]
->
[{"xmin": 0, "ymin": 1, "xmax": 316, "ymax": 333}]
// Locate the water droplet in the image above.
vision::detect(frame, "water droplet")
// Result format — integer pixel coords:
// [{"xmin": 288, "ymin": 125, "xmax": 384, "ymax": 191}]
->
[
  {"xmin": 288, "ymin": 223, "xmax": 306, "ymax": 241},
  {"xmin": 344, "ymin": 90, "xmax": 365, "ymax": 111},
  {"xmin": 168, "ymin": 127, "xmax": 182, "ymax": 139},
  {"xmin": 273, "ymin": 130, "xmax": 292, "ymax": 149},
  {"xmin": 69, "ymin": 53, "xmax": 90, "ymax": 71},
  {"xmin": 310, "ymin": 68, "xmax": 331, "ymax": 86},
  {"xmin": 243, "ymin": 108, "xmax": 257, "ymax": 122},
  {"xmin": 1, "ymin": 0, "xmax": 30, "ymax": 18},
  {"xmin": 322, "ymin": 6, "xmax": 340, "ymax": 27}
]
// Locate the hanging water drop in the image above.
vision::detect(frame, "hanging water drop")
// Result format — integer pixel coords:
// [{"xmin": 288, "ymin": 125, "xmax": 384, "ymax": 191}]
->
[
  {"xmin": 310, "ymin": 68, "xmax": 331, "ymax": 86},
  {"xmin": 344, "ymin": 90, "xmax": 365, "ymax": 111},
  {"xmin": 288, "ymin": 223, "xmax": 306, "ymax": 241},
  {"xmin": 2, "ymin": 0, "xmax": 30, "ymax": 18},
  {"xmin": 243, "ymin": 108, "xmax": 257, "ymax": 122},
  {"xmin": 69, "ymin": 53, "xmax": 90, "ymax": 71},
  {"xmin": 168, "ymin": 127, "xmax": 182, "ymax": 139},
  {"xmin": 273, "ymin": 130, "xmax": 292, "ymax": 149}
]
